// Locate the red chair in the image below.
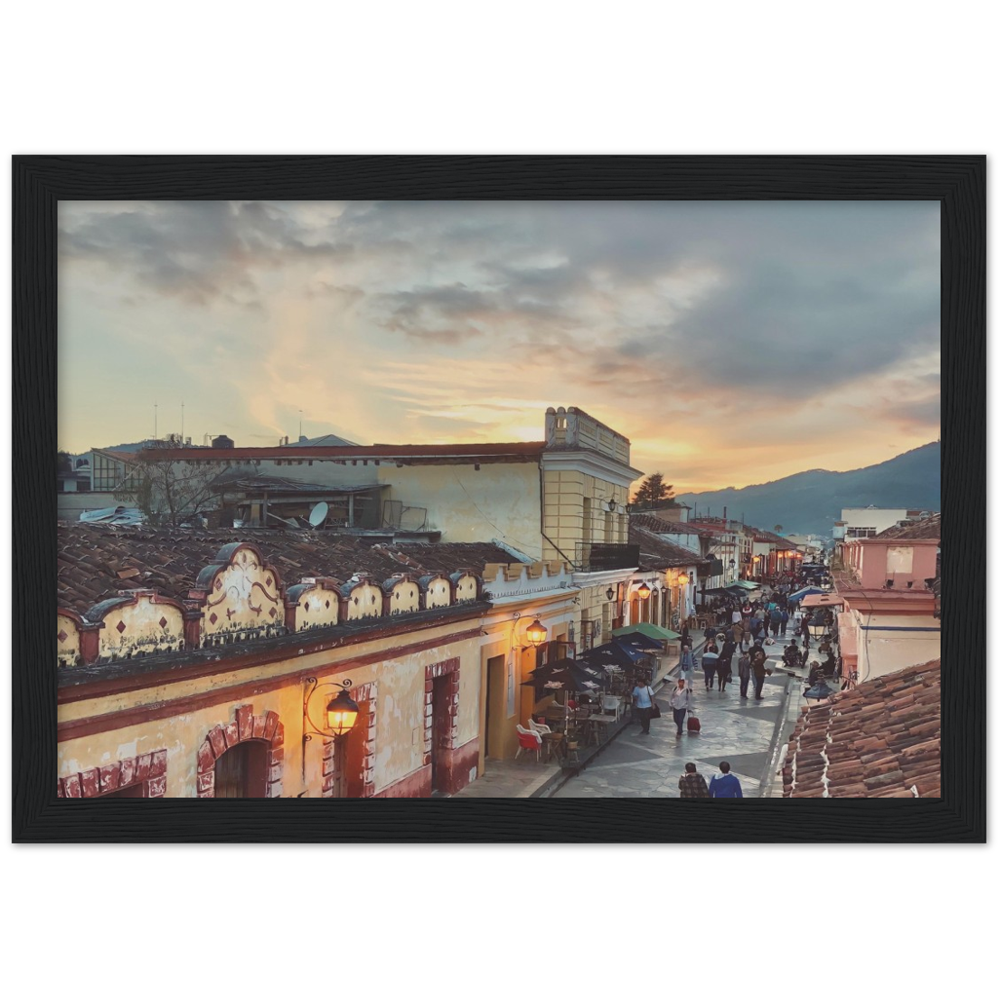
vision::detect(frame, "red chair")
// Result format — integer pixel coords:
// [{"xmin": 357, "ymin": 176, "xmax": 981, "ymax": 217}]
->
[{"xmin": 515, "ymin": 726, "xmax": 542, "ymax": 761}]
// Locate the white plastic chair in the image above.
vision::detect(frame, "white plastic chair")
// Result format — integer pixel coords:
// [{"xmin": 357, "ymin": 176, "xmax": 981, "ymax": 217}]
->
[
  {"xmin": 601, "ymin": 694, "xmax": 623, "ymax": 721},
  {"xmin": 528, "ymin": 718, "xmax": 553, "ymax": 735}
]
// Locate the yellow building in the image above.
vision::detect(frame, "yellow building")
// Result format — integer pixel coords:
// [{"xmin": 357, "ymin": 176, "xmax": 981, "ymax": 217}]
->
[{"xmin": 56, "ymin": 526, "xmax": 534, "ymax": 798}]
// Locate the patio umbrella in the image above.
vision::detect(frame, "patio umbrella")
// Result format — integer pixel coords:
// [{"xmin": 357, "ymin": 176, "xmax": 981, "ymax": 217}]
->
[
  {"xmin": 612, "ymin": 622, "xmax": 679, "ymax": 643},
  {"xmin": 581, "ymin": 640, "xmax": 642, "ymax": 670},
  {"xmin": 789, "ymin": 586, "xmax": 827, "ymax": 602}
]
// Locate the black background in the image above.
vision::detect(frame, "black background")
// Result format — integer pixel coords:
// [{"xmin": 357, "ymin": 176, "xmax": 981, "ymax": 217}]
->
[{"xmin": 12, "ymin": 155, "xmax": 985, "ymax": 842}]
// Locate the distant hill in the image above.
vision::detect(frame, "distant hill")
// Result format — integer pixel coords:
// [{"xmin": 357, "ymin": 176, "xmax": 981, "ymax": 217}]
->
[{"xmin": 675, "ymin": 442, "xmax": 940, "ymax": 537}]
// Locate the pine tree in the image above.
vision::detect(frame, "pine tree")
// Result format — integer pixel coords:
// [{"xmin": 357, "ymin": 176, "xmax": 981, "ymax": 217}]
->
[{"xmin": 632, "ymin": 472, "xmax": 675, "ymax": 507}]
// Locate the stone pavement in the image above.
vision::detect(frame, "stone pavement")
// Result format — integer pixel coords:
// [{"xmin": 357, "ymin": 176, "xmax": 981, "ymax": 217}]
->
[{"xmin": 553, "ymin": 624, "xmax": 803, "ymax": 798}]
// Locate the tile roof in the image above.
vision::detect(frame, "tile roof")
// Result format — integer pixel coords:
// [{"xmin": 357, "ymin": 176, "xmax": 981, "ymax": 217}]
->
[
  {"xmin": 782, "ymin": 659, "xmax": 940, "ymax": 798},
  {"xmin": 875, "ymin": 513, "xmax": 942, "ymax": 540},
  {"xmin": 57, "ymin": 523, "xmax": 521, "ymax": 615},
  {"xmin": 629, "ymin": 523, "xmax": 710, "ymax": 570},
  {"xmin": 629, "ymin": 513, "xmax": 715, "ymax": 537}
]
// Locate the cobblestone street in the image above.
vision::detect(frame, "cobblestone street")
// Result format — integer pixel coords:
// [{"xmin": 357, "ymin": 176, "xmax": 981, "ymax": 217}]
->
[{"xmin": 554, "ymin": 633, "xmax": 798, "ymax": 798}]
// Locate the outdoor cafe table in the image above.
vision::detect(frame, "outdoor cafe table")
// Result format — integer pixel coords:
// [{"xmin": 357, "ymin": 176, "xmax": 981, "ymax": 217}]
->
[{"xmin": 583, "ymin": 713, "xmax": 618, "ymax": 744}]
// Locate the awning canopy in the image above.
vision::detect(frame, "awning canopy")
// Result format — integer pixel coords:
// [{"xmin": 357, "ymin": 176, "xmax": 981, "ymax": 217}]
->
[
  {"xmin": 613, "ymin": 622, "xmax": 681, "ymax": 642},
  {"xmin": 789, "ymin": 586, "xmax": 827, "ymax": 601},
  {"xmin": 801, "ymin": 594, "xmax": 845, "ymax": 608},
  {"xmin": 733, "ymin": 580, "xmax": 760, "ymax": 590}
]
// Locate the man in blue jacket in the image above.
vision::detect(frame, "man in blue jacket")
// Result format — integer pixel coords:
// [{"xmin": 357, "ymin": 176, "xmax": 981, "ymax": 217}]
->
[{"xmin": 709, "ymin": 761, "xmax": 743, "ymax": 798}]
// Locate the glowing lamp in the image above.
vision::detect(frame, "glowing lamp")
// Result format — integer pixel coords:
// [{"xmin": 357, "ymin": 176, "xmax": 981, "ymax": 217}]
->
[
  {"xmin": 677, "ymin": 573, "xmax": 690, "ymax": 586},
  {"xmin": 325, "ymin": 688, "xmax": 360, "ymax": 737},
  {"xmin": 525, "ymin": 618, "xmax": 547, "ymax": 646},
  {"xmin": 636, "ymin": 582, "xmax": 651, "ymax": 600}
]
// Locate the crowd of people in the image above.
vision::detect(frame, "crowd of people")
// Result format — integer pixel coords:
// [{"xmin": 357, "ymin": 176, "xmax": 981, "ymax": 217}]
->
[{"xmin": 629, "ymin": 579, "xmax": 842, "ymax": 798}]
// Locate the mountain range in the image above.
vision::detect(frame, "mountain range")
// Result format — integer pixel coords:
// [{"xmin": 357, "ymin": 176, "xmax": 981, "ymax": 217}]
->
[{"xmin": 674, "ymin": 441, "xmax": 940, "ymax": 537}]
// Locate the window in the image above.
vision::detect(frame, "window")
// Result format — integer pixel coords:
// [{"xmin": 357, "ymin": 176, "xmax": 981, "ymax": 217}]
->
[{"xmin": 846, "ymin": 527, "xmax": 878, "ymax": 538}]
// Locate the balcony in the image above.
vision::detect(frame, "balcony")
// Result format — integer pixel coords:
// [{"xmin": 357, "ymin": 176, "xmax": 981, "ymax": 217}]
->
[{"xmin": 575, "ymin": 542, "xmax": 640, "ymax": 572}]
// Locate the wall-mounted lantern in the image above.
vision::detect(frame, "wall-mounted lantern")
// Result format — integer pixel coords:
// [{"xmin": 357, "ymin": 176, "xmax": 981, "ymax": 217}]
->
[
  {"xmin": 678, "ymin": 572, "xmax": 690, "ymax": 586},
  {"xmin": 606, "ymin": 587, "xmax": 616, "ymax": 602},
  {"xmin": 525, "ymin": 618, "xmax": 548, "ymax": 647},
  {"xmin": 635, "ymin": 581, "xmax": 651, "ymax": 600},
  {"xmin": 303, "ymin": 677, "xmax": 359, "ymax": 741}
]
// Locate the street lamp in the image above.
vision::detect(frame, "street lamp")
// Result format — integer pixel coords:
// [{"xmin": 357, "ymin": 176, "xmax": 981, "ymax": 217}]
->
[
  {"xmin": 303, "ymin": 678, "xmax": 359, "ymax": 741},
  {"xmin": 302, "ymin": 677, "xmax": 360, "ymax": 782},
  {"xmin": 525, "ymin": 618, "xmax": 548, "ymax": 646},
  {"xmin": 606, "ymin": 497, "xmax": 618, "ymax": 513},
  {"xmin": 636, "ymin": 581, "xmax": 651, "ymax": 600},
  {"xmin": 606, "ymin": 587, "xmax": 615, "ymax": 602},
  {"xmin": 677, "ymin": 572, "xmax": 690, "ymax": 586}
]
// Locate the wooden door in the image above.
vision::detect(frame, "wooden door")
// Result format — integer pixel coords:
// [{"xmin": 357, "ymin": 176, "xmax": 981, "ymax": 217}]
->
[{"xmin": 214, "ymin": 741, "xmax": 268, "ymax": 798}]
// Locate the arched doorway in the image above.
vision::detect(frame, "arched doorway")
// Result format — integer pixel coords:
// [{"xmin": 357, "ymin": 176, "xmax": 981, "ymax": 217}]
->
[{"xmin": 213, "ymin": 740, "xmax": 269, "ymax": 798}]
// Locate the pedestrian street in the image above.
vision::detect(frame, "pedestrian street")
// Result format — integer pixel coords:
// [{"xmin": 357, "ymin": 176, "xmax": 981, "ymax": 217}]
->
[{"xmin": 553, "ymin": 632, "xmax": 799, "ymax": 798}]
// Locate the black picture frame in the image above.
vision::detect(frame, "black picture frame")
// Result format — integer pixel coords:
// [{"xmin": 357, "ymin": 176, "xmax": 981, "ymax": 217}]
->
[{"xmin": 13, "ymin": 155, "xmax": 984, "ymax": 843}]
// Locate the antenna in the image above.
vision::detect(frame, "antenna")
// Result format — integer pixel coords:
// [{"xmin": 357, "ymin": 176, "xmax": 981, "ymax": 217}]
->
[
  {"xmin": 154, "ymin": 401, "xmax": 158, "ymax": 439},
  {"xmin": 181, "ymin": 402, "xmax": 184, "ymax": 442},
  {"xmin": 308, "ymin": 501, "xmax": 329, "ymax": 528},
  {"xmin": 299, "ymin": 409, "xmax": 303, "ymax": 440}
]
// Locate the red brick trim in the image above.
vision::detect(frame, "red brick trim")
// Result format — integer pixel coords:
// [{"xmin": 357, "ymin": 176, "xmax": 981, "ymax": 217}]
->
[
  {"xmin": 425, "ymin": 657, "xmax": 462, "ymax": 793},
  {"xmin": 321, "ymin": 681, "xmax": 377, "ymax": 798},
  {"xmin": 58, "ymin": 749, "xmax": 168, "ymax": 799},
  {"xmin": 196, "ymin": 704, "xmax": 284, "ymax": 798}
]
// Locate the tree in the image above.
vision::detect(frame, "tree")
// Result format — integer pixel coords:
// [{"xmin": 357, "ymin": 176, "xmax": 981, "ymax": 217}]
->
[
  {"xmin": 57, "ymin": 450, "xmax": 73, "ymax": 475},
  {"xmin": 115, "ymin": 452, "xmax": 229, "ymax": 526},
  {"xmin": 631, "ymin": 472, "xmax": 676, "ymax": 507},
  {"xmin": 773, "ymin": 524, "xmax": 783, "ymax": 533}
]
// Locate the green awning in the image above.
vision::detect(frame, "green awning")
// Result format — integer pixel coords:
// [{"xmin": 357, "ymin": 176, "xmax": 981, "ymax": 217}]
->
[
  {"xmin": 734, "ymin": 580, "xmax": 760, "ymax": 590},
  {"xmin": 613, "ymin": 622, "xmax": 681, "ymax": 641}
]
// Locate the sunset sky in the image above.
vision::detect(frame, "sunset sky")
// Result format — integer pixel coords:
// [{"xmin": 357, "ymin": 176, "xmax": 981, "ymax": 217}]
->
[{"xmin": 58, "ymin": 200, "xmax": 940, "ymax": 493}]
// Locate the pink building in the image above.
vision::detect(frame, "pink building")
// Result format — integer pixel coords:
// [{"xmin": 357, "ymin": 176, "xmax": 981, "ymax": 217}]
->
[
  {"xmin": 842, "ymin": 514, "xmax": 940, "ymax": 591},
  {"xmin": 836, "ymin": 514, "xmax": 941, "ymax": 684}
]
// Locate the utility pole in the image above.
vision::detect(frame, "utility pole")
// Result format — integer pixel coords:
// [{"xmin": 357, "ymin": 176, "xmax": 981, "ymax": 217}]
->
[{"xmin": 299, "ymin": 409, "xmax": 303, "ymax": 440}]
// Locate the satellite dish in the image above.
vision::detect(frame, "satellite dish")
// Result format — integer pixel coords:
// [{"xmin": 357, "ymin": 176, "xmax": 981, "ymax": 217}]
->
[{"xmin": 308, "ymin": 501, "xmax": 329, "ymax": 527}]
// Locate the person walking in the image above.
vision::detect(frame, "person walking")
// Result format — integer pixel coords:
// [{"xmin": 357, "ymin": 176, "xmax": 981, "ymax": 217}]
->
[
  {"xmin": 731, "ymin": 607, "xmax": 742, "ymax": 628},
  {"xmin": 751, "ymin": 645, "xmax": 772, "ymax": 700},
  {"xmin": 770, "ymin": 606, "xmax": 782, "ymax": 638},
  {"xmin": 749, "ymin": 615, "xmax": 762, "ymax": 645},
  {"xmin": 718, "ymin": 638, "xmax": 736, "ymax": 692},
  {"xmin": 701, "ymin": 641, "xmax": 719, "ymax": 690},
  {"xmin": 669, "ymin": 678, "xmax": 693, "ymax": 736},
  {"xmin": 631, "ymin": 677, "xmax": 656, "ymax": 735},
  {"xmin": 780, "ymin": 607, "xmax": 790, "ymax": 636},
  {"xmin": 679, "ymin": 642, "xmax": 697, "ymax": 685},
  {"xmin": 737, "ymin": 649, "xmax": 753, "ymax": 699},
  {"xmin": 678, "ymin": 761, "xmax": 710, "ymax": 798},
  {"xmin": 709, "ymin": 761, "xmax": 744, "ymax": 798},
  {"xmin": 733, "ymin": 619, "xmax": 745, "ymax": 652}
]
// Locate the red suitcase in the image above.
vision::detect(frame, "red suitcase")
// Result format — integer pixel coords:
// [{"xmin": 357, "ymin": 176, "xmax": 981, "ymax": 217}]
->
[{"xmin": 687, "ymin": 715, "xmax": 701, "ymax": 734}]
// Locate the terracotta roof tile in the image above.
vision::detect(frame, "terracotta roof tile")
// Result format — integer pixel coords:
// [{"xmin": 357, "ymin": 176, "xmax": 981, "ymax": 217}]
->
[
  {"xmin": 783, "ymin": 659, "xmax": 940, "ymax": 799},
  {"xmin": 57, "ymin": 523, "xmax": 521, "ymax": 616},
  {"xmin": 876, "ymin": 513, "xmax": 941, "ymax": 540}
]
